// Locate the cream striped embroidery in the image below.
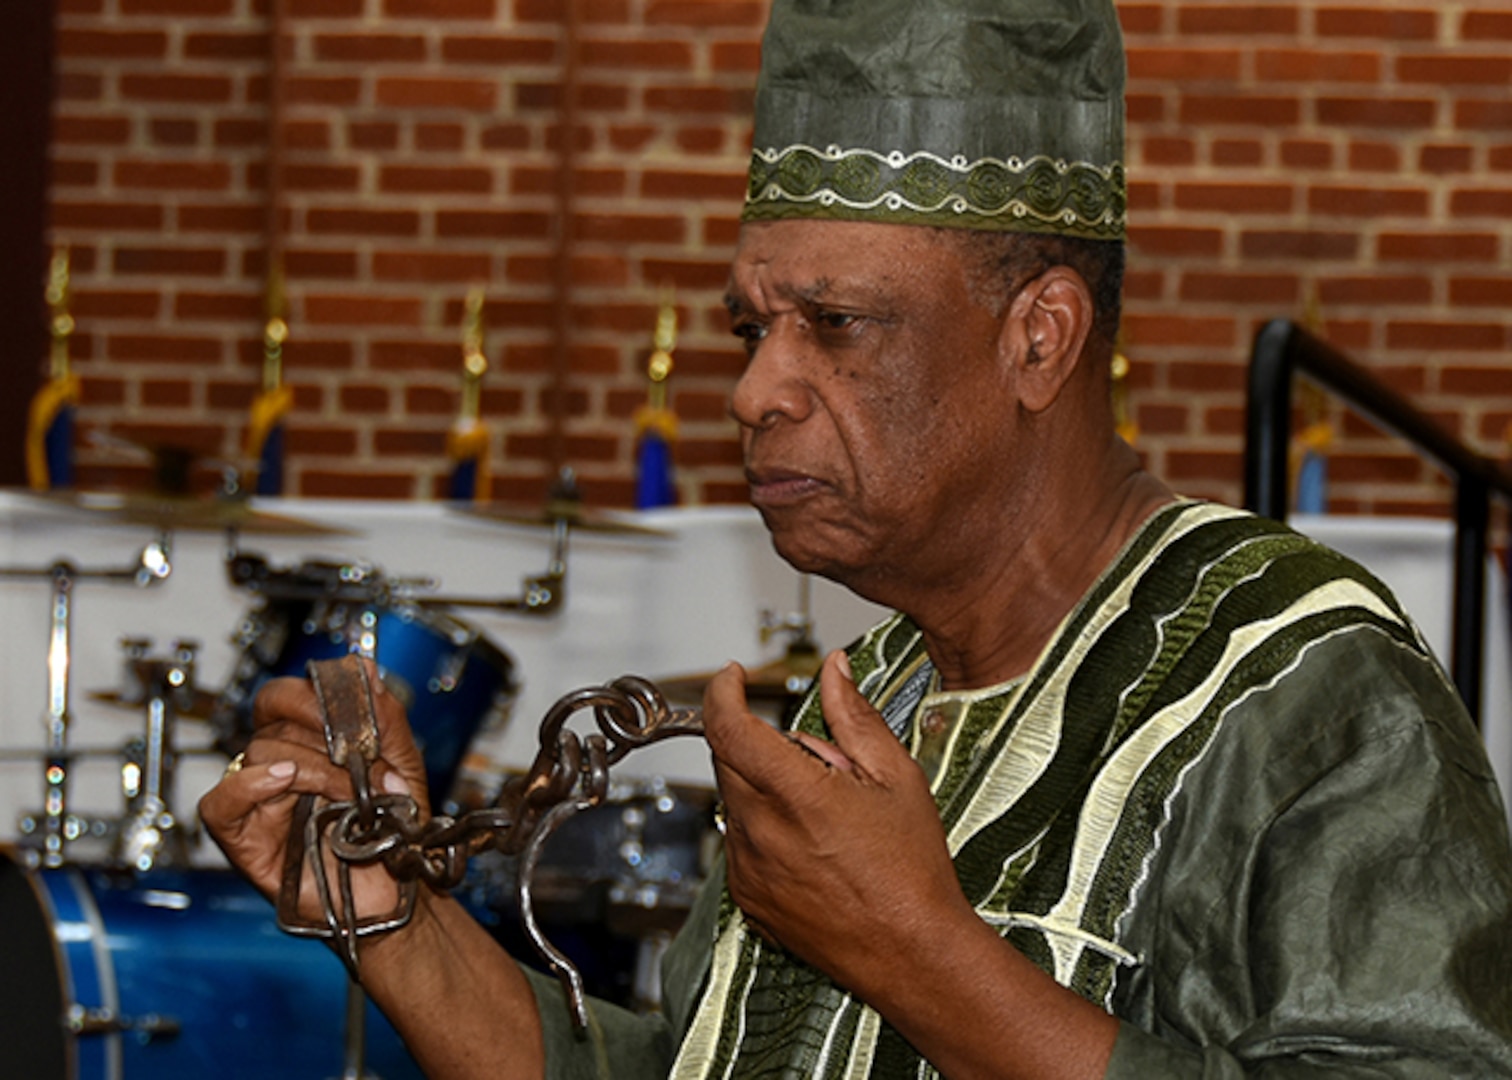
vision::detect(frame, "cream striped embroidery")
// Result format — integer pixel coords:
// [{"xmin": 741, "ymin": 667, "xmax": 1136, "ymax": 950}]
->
[
  {"xmin": 841, "ymin": 1009, "xmax": 881, "ymax": 1080},
  {"xmin": 1037, "ymin": 577, "xmax": 1406, "ymax": 983},
  {"xmin": 669, "ymin": 913, "xmax": 754, "ymax": 1080},
  {"xmin": 945, "ymin": 502, "xmax": 1241, "ymax": 853},
  {"xmin": 980, "ymin": 912, "xmax": 1138, "ymax": 967}
]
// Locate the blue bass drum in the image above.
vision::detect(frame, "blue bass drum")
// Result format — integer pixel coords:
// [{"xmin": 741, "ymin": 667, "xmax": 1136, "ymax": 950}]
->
[{"xmin": 0, "ymin": 853, "xmax": 425, "ymax": 1080}]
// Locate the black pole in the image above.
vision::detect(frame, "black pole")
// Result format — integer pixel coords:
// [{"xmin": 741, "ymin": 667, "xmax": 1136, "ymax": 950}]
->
[
  {"xmin": 0, "ymin": 0, "xmax": 55, "ymax": 487},
  {"xmin": 1244, "ymin": 319, "xmax": 1295, "ymax": 521},
  {"xmin": 1452, "ymin": 476, "xmax": 1490, "ymax": 724},
  {"xmin": 1245, "ymin": 319, "xmax": 1512, "ymax": 728}
]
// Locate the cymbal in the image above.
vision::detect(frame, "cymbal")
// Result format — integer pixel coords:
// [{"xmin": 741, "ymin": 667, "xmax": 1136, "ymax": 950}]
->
[
  {"xmin": 22, "ymin": 491, "xmax": 348, "ymax": 536},
  {"xmin": 87, "ymin": 688, "xmax": 221, "ymax": 721},
  {"xmin": 454, "ymin": 500, "xmax": 670, "ymax": 538},
  {"xmin": 658, "ymin": 645, "xmax": 822, "ymax": 705},
  {"xmin": 0, "ymin": 744, "xmax": 226, "ymax": 762}
]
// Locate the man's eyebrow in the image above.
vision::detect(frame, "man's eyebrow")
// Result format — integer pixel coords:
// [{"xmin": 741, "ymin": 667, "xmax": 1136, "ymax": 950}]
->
[
  {"xmin": 793, "ymin": 278, "xmax": 832, "ymax": 304},
  {"xmin": 724, "ymin": 277, "xmax": 834, "ymax": 312},
  {"xmin": 722, "ymin": 276, "xmax": 839, "ymax": 321}
]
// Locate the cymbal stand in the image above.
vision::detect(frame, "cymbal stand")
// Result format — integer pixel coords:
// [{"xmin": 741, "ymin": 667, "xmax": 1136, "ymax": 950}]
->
[
  {"xmin": 760, "ymin": 574, "xmax": 819, "ymax": 657},
  {"xmin": 418, "ymin": 465, "xmax": 584, "ymax": 617},
  {"xmin": 414, "ymin": 511, "xmax": 568, "ymax": 617},
  {"xmin": 112, "ymin": 639, "xmax": 198, "ymax": 872},
  {"xmin": 2, "ymin": 537, "xmax": 173, "ymax": 869}
]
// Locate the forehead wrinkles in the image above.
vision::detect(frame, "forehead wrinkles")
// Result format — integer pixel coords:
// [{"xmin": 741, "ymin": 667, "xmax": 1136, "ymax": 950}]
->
[
  {"xmin": 727, "ymin": 251, "xmax": 841, "ymax": 316},
  {"xmin": 728, "ymin": 222, "xmax": 954, "ymax": 320}
]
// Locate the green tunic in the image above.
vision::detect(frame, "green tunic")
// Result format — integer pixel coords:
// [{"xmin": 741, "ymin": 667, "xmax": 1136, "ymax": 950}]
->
[{"xmin": 528, "ymin": 502, "xmax": 1512, "ymax": 1078}]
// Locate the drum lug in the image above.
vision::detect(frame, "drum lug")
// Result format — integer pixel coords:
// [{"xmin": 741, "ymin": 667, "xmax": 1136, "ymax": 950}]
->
[
  {"xmin": 67, "ymin": 1003, "xmax": 182, "ymax": 1041},
  {"xmin": 429, "ymin": 640, "xmax": 472, "ymax": 695}
]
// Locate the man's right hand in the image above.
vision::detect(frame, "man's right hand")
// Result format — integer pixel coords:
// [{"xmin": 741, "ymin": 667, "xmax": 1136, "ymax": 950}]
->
[
  {"xmin": 197, "ymin": 661, "xmax": 431, "ymax": 924},
  {"xmin": 200, "ymin": 662, "xmax": 553, "ymax": 1079}
]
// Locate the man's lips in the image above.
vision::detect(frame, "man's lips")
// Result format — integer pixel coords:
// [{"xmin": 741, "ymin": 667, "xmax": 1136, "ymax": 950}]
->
[{"xmin": 746, "ymin": 468, "xmax": 827, "ymax": 507}]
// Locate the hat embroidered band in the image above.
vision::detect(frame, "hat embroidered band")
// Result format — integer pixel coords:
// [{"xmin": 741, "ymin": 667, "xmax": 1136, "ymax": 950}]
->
[{"xmin": 743, "ymin": 143, "xmax": 1126, "ymax": 240}]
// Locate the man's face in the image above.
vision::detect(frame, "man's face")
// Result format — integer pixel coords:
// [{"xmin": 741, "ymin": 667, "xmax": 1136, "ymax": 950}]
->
[{"xmin": 725, "ymin": 219, "xmax": 1021, "ymax": 598}]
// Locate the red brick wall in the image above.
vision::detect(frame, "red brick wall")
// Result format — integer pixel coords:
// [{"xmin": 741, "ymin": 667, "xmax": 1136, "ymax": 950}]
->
[{"xmin": 45, "ymin": 0, "xmax": 1512, "ymax": 514}]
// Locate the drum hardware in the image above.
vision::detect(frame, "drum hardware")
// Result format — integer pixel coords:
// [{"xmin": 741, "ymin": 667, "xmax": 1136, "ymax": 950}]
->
[
  {"xmin": 754, "ymin": 572, "xmax": 822, "ymax": 696},
  {"xmin": 472, "ymin": 774, "xmax": 715, "ymax": 933},
  {"xmin": 279, "ymin": 655, "xmax": 704, "ymax": 1032},
  {"xmin": 432, "ymin": 466, "xmax": 672, "ymax": 617},
  {"xmin": 420, "ymin": 503, "xmax": 568, "ymax": 617},
  {"xmin": 88, "ymin": 685, "xmax": 220, "ymax": 721},
  {"xmin": 108, "ymin": 638, "xmax": 201, "ymax": 872},
  {"xmin": 455, "ymin": 503, "xmax": 668, "ymax": 537},
  {"xmin": 66, "ymin": 1002, "xmax": 182, "ymax": 1040},
  {"xmin": 1, "ymin": 539, "xmax": 174, "ymax": 869},
  {"xmin": 218, "ymin": 553, "xmax": 519, "ymax": 807},
  {"xmin": 453, "ymin": 464, "xmax": 672, "ymax": 541},
  {"xmin": 658, "ymin": 576, "xmax": 823, "ymax": 707},
  {"xmin": 457, "ymin": 776, "xmax": 712, "ymax": 1014},
  {"xmin": 0, "ymin": 744, "xmax": 224, "ymax": 764},
  {"xmin": 14, "ymin": 808, "xmax": 113, "ymax": 848}
]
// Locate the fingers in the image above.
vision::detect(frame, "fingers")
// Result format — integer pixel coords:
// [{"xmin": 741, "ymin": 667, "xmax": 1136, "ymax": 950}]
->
[
  {"xmin": 704, "ymin": 662, "xmax": 827, "ymax": 794},
  {"xmin": 248, "ymin": 661, "xmax": 430, "ymax": 810},
  {"xmin": 251, "ymin": 658, "xmax": 401, "ymax": 740},
  {"xmin": 198, "ymin": 759, "xmax": 298, "ymax": 834},
  {"xmin": 250, "ymin": 676, "xmax": 328, "ymax": 748},
  {"xmin": 815, "ymin": 651, "xmax": 902, "ymax": 779},
  {"xmin": 790, "ymin": 732, "xmax": 853, "ymax": 771},
  {"xmin": 201, "ymin": 728, "xmax": 410, "ymax": 835}
]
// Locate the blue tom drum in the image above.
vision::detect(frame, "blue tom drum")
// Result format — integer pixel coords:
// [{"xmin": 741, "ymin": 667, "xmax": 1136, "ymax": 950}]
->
[{"xmin": 217, "ymin": 562, "xmax": 518, "ymax": 810}]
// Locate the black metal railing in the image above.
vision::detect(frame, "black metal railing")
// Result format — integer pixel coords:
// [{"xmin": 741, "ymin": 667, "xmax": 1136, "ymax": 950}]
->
[{"xmin": 1243, "ymin": 318, "xmax": 1512, "ymax": 726}]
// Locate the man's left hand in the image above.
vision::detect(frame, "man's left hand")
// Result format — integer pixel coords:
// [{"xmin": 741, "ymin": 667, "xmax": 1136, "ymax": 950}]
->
[{"xmin": 704, "ymin": 650, "xmax": 979, "ymax": 1000}]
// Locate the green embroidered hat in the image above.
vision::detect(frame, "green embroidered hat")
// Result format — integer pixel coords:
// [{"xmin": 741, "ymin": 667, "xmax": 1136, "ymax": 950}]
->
[{"xmin": 742, "ymin": 0, "xmax": 1127, "ymax": 240}]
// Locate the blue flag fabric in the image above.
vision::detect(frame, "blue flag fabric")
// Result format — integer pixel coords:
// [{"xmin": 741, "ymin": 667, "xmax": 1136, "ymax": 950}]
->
[
  {"xmin": 634, "ymin": 428, "xmax": 676, "ymax": 510},
  {"xmin": 446, "ymin": 419, "xmax": 488, "ymax": 502},
  {"xmin": 246, "ymin": 384, "xmax": 293, "ymax": 497},
  {"xmin": 254, "ymin": 422, "xmax": 286, "ymax": 496},
  {"xmin": 448, "ymin": 457, "xmax": 481, "ymax": 501},
  {"xmin": 1294, "ymin": 450, "xmax": 1327, "ymax": 514},
  {"xmin": 26, "ymin": 374, "xmax": 80, "ymax": 491}
]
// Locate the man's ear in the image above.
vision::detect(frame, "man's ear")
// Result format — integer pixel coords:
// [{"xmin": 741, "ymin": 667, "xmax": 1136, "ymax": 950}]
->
[{"xmin": 1000, "ymin": 267, "xmax": 1096, "ymax": 414}]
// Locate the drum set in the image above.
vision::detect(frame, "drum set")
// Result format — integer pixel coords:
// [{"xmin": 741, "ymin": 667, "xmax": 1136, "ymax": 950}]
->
[{"xmin": 0, "ymin": 496, "xmax": 730, "ymax": 1080}]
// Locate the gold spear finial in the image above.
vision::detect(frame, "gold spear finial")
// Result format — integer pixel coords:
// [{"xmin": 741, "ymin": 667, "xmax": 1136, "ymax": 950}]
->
[
  {"xmin": 646, "ymin": 287, "xmax": 677, "ymax": 411},
  {"xmin": 46, "ymin": 246, "xmax": 74, "ymax": 380},
  {"xmin": 460, "ymin": 287, "xmax": 488, "ymax": 422},
  {"xmin": 263, "ymin": 259, "xmax": 288, "ymax": 393}
]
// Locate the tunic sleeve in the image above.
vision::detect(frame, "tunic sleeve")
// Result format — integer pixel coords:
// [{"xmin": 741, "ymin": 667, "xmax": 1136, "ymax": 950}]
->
[{"xmin": 1105, "ymin": 628, "xmax": 1512, "ymax": 1078}]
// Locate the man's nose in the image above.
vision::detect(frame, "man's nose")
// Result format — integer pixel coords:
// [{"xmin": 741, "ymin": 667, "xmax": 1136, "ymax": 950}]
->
[{"xmin": 730, "ymin": 326, "xmax": 813, "ymax": 430}]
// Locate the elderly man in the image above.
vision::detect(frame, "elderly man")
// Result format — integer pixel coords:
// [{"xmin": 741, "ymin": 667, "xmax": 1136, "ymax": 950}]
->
[{"xmin": 201, "ymin": 1, "xmax": 1512, "ymax": 1077}]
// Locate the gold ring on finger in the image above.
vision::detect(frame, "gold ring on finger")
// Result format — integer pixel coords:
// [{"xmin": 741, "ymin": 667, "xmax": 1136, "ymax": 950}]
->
[{"xmin": 224, "ymin": 751, "xmax": 247, "ymax": 777}]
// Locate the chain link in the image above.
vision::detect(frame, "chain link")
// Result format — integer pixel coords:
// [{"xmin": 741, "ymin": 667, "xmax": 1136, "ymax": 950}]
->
[{"xmin": 278, "ymin": 661, "xmax": 704, "ymax": 1031}]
